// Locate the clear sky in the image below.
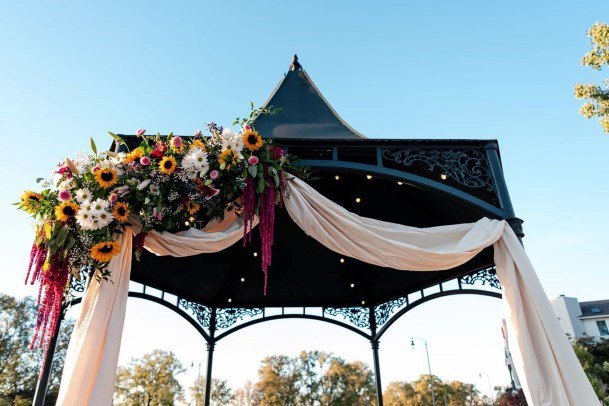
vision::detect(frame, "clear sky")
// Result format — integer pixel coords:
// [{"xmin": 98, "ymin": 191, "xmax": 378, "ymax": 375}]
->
[{"xmin": 1, "ymin": 0, "xmax": 608, "ymax": 401}]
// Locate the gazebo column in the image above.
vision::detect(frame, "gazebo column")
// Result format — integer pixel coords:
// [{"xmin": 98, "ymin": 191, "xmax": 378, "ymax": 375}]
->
[
  {"xmin": 33, "ymin": 308, "xmax": 64, "ymax": 406},
  {"xmin": 204, "ymin": 307, "xmax": 217, "ymax": 406},
  {"xmin": 369, "ymin": 306, "xmax": 383, "ymax": 406}
]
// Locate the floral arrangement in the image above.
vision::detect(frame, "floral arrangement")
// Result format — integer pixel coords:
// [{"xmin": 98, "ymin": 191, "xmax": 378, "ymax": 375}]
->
[{"xmin": 18, "ymin": 119, "xmax": 303, "ymax": 352}]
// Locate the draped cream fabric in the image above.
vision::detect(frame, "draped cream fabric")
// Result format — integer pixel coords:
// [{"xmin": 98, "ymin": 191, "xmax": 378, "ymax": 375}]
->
[{"xmin": 57, "ymin": 176, "xmax": 598, "ymax": 406}]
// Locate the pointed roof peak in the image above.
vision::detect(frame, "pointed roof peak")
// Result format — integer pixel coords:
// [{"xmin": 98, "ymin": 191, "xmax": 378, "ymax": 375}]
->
[
  {"xmin": 253, "ymin": 58, "xmax": 365, "ymax": 140},
  {"xmin": 289, "ymin": 54, "xmax": 302, "ymax": 71}
]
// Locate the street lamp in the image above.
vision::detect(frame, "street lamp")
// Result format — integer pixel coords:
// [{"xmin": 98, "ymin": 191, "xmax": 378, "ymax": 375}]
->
[{"xmin": 410, "ymin": 337, "xmax": 436, "ymax": 406}]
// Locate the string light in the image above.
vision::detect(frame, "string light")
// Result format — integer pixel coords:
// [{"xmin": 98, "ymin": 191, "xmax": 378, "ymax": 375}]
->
[
  {"xmin": 366, "ymin": 175, "xmax": 372, "ymax": 180},
  {"xmin": 228, "ymin": 298, "xmax": 232, "ymax": 303},
  {"xmin": 350, "ymin": 283, "xmax": 355, "ymax": 288},
  {"xmin": 335, "ymin": 175, "xmax": 340, "ymax": 180},
  {"xmin": 340, "ymin": 258, "xmax": 345, "ymax": 263},
  {"xmin": 440, "ymin": 173, "xmax": 447, "ymax": 180},
  {"xmin": 240, "ymin": 277, "xmax": 245, "ymax": 282},
  {"xmin": 397, "ymin": 181, "xmax": 403, "ymax": 186},
  {"xmin": 355, "ymin": 197, "xmax": 361, "ymax": 203},
  {"xmin": 361, "ymin": 300, "xmax": 366, "ymax": 305},
  {"xmin": 189, "ymin": 216, "xmax": 195, "ymax": 222},
  {"xmin": 253, "ymin": 252, "xmax": 258, "ymax": 257},
  {"xmin": 184, "ymin": 221, "xmax": 190, "ymax": 226}
]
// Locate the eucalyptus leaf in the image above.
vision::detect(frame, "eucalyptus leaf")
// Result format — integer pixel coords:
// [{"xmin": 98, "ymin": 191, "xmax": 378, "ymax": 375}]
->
[
  {"xmin": 90, "ymin": 137, "xmax": 97, "ymax": 155},
  {"xmin": 36, "ymin": 177, "xmax": 45, "ymax": 183}
]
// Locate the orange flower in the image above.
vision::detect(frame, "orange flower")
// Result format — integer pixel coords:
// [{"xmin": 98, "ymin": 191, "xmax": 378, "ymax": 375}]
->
[{"xmin": 242, "ymin": 129, "xmax": 263, "ymax": 151}]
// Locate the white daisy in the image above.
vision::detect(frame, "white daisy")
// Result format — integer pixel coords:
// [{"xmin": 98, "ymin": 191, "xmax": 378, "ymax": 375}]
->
[
  {"xmin": 75, "ymin": 210, "xmax": 97, "ymax": 230},
  {"xmin": 181, "ymin": 149, "xmax": 209, "ymax": 179},
  {"xmin": 75, "ymin": 188, "xmax": 92, "ymax": 202},
  {"xmin": 91, "ymin": 198, "xmax": 109, "ymax": 215},
  {"xmin": 220, "ymin": 128, "xmax": 244, "ymax": 158}
]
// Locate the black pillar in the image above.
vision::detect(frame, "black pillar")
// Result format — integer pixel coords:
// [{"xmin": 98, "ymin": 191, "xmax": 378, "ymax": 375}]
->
[
  {"xmin": 204, "ymin": 308, "xmax": 217, "ymax": 406},
  {"xmin": 371, "ymin": 339, "xmax": 383, "ymax": 406},
  {"xmin": 33, "ymin": 309, "xmax": 64, "ymax": 406}
]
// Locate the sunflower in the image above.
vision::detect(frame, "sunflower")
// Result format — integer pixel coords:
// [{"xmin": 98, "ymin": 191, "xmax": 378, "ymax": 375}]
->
[
  {"xmin": 20, "ymin": 191, "xmax": 43, "ymax": 213},
  {"xmin": 242, "ymin": 129, "xmax": 263, "ymax": 151},
  {"xmin": 94, "ymin": 168, "xmax": 119, "ymax": 189},
  {"xmin": 218, "ymin": 149, "xmax": 239, "ymax": 170},
  {"xmin": 185, "ymin": 201, "xmax": 200, "ymax": 215},
  {"xmin": 90, "ymin": 241, "xmax": 120, "ymax": 262},
  {"xmin": 54, "ymin": 201, "xmax": 79, "ymax": 222},
  {"xmin": 159, "ymin": 156, "xmax": 177, "ymax": 174},
  {"xmin": 123, "ymin": 148, "xmax": 144, "ymax": 164},
  {"xmin": 189, "ymin": 139, "xmax": 207, "ymax": 151},
  {"xmin": 112, "ymin": 202, "xmax": 130, "ymax": 223}
]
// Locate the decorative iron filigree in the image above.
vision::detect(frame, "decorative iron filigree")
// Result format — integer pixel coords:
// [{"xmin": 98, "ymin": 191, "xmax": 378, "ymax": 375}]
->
[
  {"xmin": 374, "ymin": 296, "xmax": 409, "ymax": 326},
  {"xmin": 178, "ymin": 299, "xmax": 212, "ymax": 328},
  {"xmin": 324, "ymin": 307, "xmax": 370, "ymax": 329},
  {"xmin": 381, "ymin": 148, "xmax": 496, "ymax": 192},
  {"xmin": 215, "ymin": 308, "xmax": 263, "ymax": 329},
  {"xmin": 460, "ymin": 267, "xmax": 501, "ymax": 290}
]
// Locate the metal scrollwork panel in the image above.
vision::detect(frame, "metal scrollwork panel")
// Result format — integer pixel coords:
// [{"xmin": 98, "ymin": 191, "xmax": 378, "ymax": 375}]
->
[
  {"xmin": 216, "ymin": 308, "xmax": 263, "ymax": 330},
  {"xmin": 381, "ymin": 148, "xmax": 496, "ymax": 192},
  {"xmin": 324, "ymin": 307, "xmax": 370, "ymax": 329},
  {"xmin": 460, "ymin": 267, "xmax": 501, "ymax": 290},
  {"xmin": 178, "ymin": 299, "xmax": 212, "ymax": 328},
  {"xmin": 374, "ymin": 297, "xmax": 408, "ymax": 327}
]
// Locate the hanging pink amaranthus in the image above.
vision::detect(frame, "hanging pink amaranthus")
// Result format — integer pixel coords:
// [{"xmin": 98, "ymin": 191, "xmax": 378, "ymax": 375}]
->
[
  {"xmin": 258, "ymin": 183, "xmax": 276, "ymax": 295},
  {"xmin": 242, "ymin": 177, "xmax": 256, "ymax": 244}
]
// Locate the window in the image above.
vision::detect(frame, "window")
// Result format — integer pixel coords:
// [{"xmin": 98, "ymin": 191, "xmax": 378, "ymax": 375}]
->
[
  {"xmin": 591, "ymin": 307, "xmax": 602, "ymax": 314},
  {"xmin": 597, "ymin": 320, "xmax": 609, "ymax": 336}
]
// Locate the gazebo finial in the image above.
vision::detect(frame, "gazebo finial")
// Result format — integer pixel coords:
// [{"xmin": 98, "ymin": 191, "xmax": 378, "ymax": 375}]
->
[{"xmin": 290, "ymin": 54, "xmax": 302, "ymax": 71}]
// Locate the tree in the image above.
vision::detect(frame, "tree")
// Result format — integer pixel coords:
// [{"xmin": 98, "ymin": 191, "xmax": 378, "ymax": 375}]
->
[
  {"xmin": 233, "ymin": 380, "xmax": 261, "ymax": 406},
  {"xmin": 253, "ymin": 350, "xmax": 375, "ymax": 405},
  {"xmin": 575, "ymin": 22, "xmax": 609, "ymax": 133},
  {"xmin": 384, "ymin": 375, "xmax": 487, "ymax": 406},
  {"xmin": 494, "ymin": 386, "xmax": 528, "ymax": 406},
  {"xmin": 0, "ymin": 293, "xmax": 74, "ymax": 405},
  {"xmin": 573, "ymin": 338, "xmax": 609, "ymax": 403},
  {"xmin": 114, "ymin": 350, "xmax": 185, "ymax": 406},
  {"xmin": 189, "ymin": 376, "xmax": 234, "ymax": 405}
]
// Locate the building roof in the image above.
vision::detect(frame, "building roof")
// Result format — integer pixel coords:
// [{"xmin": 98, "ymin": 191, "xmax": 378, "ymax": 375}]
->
[
  {"xmin": 580, "ymin": 300, "xmax": 609, "ymax": 318},
  {"xmin": 252, "ymin": 55, "xmax": 366, "ymax": 140}
]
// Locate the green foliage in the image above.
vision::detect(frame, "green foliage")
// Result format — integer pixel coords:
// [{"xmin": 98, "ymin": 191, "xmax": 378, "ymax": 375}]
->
[
  {"xmin": 573, "ymin": 338, "xmax": 609, "ymax": 404},
  {"xmin": 114, "ymin": 350, "xmax": 185, "ymax": 406},
  {"xmin": 383, "ymin": 375, "xmax": 488, "ymax": 406},
  {"xmin": 575, "ymin": 22, "xmax": 609, "ymax": 133},
  {"xmin": 0, "ymin": 294, "xmax": 74, "ymax": 405},
  {"xmin": 233, "ymin": 103, "xmax": 282, "ymax": 127}
]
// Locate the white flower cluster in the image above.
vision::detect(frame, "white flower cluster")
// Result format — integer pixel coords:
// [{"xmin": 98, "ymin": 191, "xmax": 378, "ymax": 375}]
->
[
  {"xmin": 76, "ymin": 194, "xmax": 113, "ymax": 231},
  {"xmin": 219, "ymin": 128, "xmax": 244, "ymax": 158},
  {"xmin": 181, "ymin": 148, "xmax": 210, "ymax": 180}
]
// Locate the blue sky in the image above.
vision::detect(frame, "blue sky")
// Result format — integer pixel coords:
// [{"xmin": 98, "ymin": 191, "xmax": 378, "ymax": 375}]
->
[{"xmin": 1, "ymin": 0, "xmax": 608, "ymax": 399}]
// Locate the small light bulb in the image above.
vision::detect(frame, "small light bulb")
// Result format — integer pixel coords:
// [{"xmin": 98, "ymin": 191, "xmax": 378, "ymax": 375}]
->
[
  {"xmin": 361, "ymin": 300, "xmax": 366, "ymax": 305},
  {"xmin": 189, "ymin": 216, "xmax": 195, "ymax": 222},
  {"xmin": 340, "ymin": 258, "xmax": 345, "ymax": 263},
  {"xmin": 440, "ymin": 173, "xmax": 447, "ymax": 180},
  {"xmin": 253, "ymin": 252, "xmax": 258, "ymax": 257},
  {"xmin": 184, "ymin": 221, "xmax": 190, "ymax": 226},
  {"xmin": 397, "ymin": 181, "xmax": 403, "ymax": 186},
  {"xmin": 355, "ymin": 197, "xmax": 361, "ymax": 203},
  {"xmin": 240, "ymin": 277, "xmax": 245, "ymax": 282},
  {"xmin": 335, "ymin": 175, "xmax": 340, "ymax": 180},
  {"xmin": 350, "ymin": 283, "xmax": 355, "ymax": 288},
  {"xmin": 366, "ymin": 175, "xmax": 372, "ymax": 180},
  {"xmin": 228, "ymin": 298, "xmax": 232, "ymax": 303}
]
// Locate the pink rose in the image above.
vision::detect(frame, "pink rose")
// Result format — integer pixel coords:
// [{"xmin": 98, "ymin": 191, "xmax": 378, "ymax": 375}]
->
[
  {"xmin": 243, "ymin": 124, "xmax": 251, "ymax": 131},
  {"xmin": 248, "ymin": 155, "xmax": 259, "ymax": 165},
  {"xmin": 58, "ymin": 190, "xmax": 71, "ymax": 201},
  {"xmin": 170, "ymin": 136, "xmax": 183, "ymax": 149},
  {"xmin": 140, "ymin": 156, "xmax": 151, "ymax": 166},
  {"xmin": 209, "ymin": 170, "xmax": 219, "ymax": 179},
  {"xmin": 136, "ymin": 129, "xmax": 146, "ymax": 136}
]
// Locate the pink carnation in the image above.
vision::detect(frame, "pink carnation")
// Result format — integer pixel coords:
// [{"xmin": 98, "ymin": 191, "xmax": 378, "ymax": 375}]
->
[
  {"xmin": 209, "ymin": 170, "xmax": 219, "ymax": 179},
  {"xmin": 136, "ymin": 129, "xmax": 146, "ymax": 136},
  {"xmin": 248, "ymin": 156, "xmax": 259, "ymax": 165},
  {"xmin": 58, "ymin": 190, "xmax": 71, "ymax": 201},
  {"xmin": 140, "ymin": 156, "xmax": 151, "ymax": 166},
  {"xmin": 170, "ymin": 136, "xmax": 183, "ymax": 149}
]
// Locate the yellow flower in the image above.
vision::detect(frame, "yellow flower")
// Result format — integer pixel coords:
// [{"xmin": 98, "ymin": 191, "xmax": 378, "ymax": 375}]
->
[
  {"xmin": 94, "ymin": 168, "xmax": 119, "ymax": 189},
  {"xmin": 124, "ymin": 148, "xmax": 144, "ymax": 164},
  {"xmin": 90, "ymin": 241, "xmax": 120, "ymax": 262},
  {"xmin": 54, "ymin": 201, "xmax": 79, "ymax": 222},
  {"xmin": 189, "ymin": 139, "xmax": 207, "ymax": 151},
  {"xmin": 159, "ymin": 156, "xmax": 177, "ymax": 174},
  {"xmin": 242, "ymin": 129, "xmax": 263, "ymax": 151},
  {"xmin": 185, "ymin": 201, "xmax": 200, "ymax": 215},
  {"xmin": 113, "ymin": 202, "xmax": 130, "ymax": 223},
  {"xmin": 20, "ymin": 191, "xmax": 43, "ymax": 213},
  {"xmin": 218, "ymin": 149, "xmax": 239, "ymax": 170}
]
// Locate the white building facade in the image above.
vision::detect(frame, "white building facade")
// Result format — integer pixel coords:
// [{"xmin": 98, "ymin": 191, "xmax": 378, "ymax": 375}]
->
[{"xmin": 551, "ymin": 295, "xmax": 609, "ymax": 341}]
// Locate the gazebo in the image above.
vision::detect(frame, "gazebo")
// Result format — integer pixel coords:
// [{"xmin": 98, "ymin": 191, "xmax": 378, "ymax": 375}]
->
[{"xmin": 37, "ymin": 56, "xmax": 525, "ymax": 405}]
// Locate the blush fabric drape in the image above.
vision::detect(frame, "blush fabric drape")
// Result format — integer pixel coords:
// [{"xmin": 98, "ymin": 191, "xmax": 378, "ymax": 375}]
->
[{"xmin": 56, "ymin": 176, "xmax": 598, "ymax": 406}]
